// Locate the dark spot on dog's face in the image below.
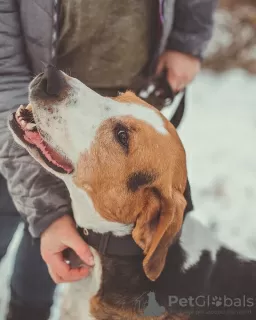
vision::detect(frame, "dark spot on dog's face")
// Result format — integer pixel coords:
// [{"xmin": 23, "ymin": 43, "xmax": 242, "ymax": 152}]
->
[{"xmin": 127, "ymin": 171, "xmax": 156, "ymax": 192}]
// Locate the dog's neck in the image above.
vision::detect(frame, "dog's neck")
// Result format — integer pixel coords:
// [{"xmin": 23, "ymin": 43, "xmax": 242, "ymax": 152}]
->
[{"xmin": 65, "ymin": 179, "xmax": 133, "ymax": 236}]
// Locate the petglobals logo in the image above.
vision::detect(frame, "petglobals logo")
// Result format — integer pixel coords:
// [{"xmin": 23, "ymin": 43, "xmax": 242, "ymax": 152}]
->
[{"xmin": 168, "ymin": 295, "xmax": 255, "ymax": 309}]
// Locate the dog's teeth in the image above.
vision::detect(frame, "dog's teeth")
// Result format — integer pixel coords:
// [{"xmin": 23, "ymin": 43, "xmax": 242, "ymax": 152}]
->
[
  {"xmin": 25, "ymin": 104, "xmax": 32, "ymax": 112},
  {"xmin": 26, "ymin": 123, "xmax": 36, "ymax": 131},
  {"xmin": 20, "ymin": 120, "xmax": 26, "ymax": 128},
  {"xmin": 16, "ymin": 105, "xmax": 25, "ymax": 118}
]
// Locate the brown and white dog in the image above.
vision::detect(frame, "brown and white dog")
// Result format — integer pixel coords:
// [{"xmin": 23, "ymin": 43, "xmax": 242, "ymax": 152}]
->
[{"xmin": 9, "ymin": 66, "xmax": 256, "ymax": 320}]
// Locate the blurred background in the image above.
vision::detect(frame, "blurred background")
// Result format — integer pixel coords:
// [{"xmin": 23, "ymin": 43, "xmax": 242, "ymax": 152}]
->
[
  {"xmin": 0, "ymin": 1, "xmax": 256, "ymax": 319},
  {"xmin": 163, "ymin": 0, "xmax": 256, "ymax": 258},
  {"xmin": 181, "ymin": 0, "xmax": 256, "ymax": 255}
]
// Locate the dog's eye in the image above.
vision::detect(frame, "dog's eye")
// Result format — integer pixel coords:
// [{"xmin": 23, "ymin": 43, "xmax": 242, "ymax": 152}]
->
[
  {"xmin": 114, "ymin": 124, "xmax": 129, "ymax": 152},
  {"xmin": 117, "ymin": 130, "xmax": 129, "ymax": 147}
]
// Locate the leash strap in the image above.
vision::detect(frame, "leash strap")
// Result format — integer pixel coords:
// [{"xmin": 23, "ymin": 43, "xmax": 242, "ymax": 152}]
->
[
  {"xmin": 135, "ymin": 76, "xmax": 187, "ymax": 129},
  {"xmin": 169, "ymin": 89, "xmax": 186, "ymax": 129}
]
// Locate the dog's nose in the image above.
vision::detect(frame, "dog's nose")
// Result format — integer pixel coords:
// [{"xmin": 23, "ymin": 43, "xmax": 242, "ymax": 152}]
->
[
  {"xmin": 45, "ymin": 65, "xmax": 67, "ymax": 96},
  {"xmin": 31, "ymin": 65, "xmax": 67, "ymax": 98}
]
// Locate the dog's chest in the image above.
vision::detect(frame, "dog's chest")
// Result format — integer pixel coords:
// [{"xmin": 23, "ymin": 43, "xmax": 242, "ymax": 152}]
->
[
  {"xmin": 61, "ymin": 248, "xmax": 102, "ymax": 320},
  {"xmin": 60, "ymin": 242, "xmax": 189, "ymax": 320}
]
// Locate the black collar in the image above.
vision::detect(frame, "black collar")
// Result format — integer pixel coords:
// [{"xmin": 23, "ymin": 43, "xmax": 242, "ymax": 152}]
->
[
  {"xmin": 77, "ymin": 227, "xmax": 144, "ymax": 256},
  {"xmin": 77, "ymin": 226, "xmax": 183, "ymax": 257}
]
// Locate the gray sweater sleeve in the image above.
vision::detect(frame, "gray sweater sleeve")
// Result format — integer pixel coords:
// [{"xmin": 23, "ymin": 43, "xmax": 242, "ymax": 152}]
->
[
  {"xmin": 166, "ymin": 0, "xmax": 218, "ymax": 59},
  {"xmin": 0, "ymin": 0, "xmax": 71, "ymax": 237}
]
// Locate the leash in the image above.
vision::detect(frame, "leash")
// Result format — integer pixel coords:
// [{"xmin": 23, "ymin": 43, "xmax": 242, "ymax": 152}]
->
[
  {"xmin": 157, "ymin": 79, "xmax": 186, "ymax": 129},
  {"xmin": 169, "ymin": 89, "xmax": 186, "ymax": 129},
  {"xmin": 136, "ymin": 73, "xmax": 187, "ymax": 129}
]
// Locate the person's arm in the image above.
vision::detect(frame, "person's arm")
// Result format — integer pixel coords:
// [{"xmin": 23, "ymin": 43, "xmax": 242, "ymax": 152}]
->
[
  {"xmin": 0, "ymin": 0, "xmax": 94, "ymax": 282},
  {"xmin": 0, "ymin": 0, "xmax": 71, "ymax": 238},
  {"xmin": 166, "ymin": 0, "xmax": 218, "ymax": 59},
  {"xmin": 156, "ymin": 0, "xmax": 218, "ymax": 92}
]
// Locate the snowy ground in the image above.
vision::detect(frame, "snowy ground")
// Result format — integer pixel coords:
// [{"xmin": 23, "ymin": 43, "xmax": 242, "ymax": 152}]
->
[{"xmin": 0, "ymin": 69, "xmax": 256, "ymax": 319}]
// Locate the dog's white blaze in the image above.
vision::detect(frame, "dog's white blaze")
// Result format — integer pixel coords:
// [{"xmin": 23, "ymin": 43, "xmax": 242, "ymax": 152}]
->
[
  {"xmin": 180, "ymin": 216, "xmax": 221, "ymax": 271},
  {"xmin": 63, "ymin": 99, "xmax": 168, "ymax": 163},
  {"xmin": 32, "ymin": 79, "xmax": 168, "ymax": 165},
  {"xmin": 61, "ymin": 248, "xmax": 102, "ymax": 320},
  {"xmin": 62, "ymin": 97, "xmax": 167, "ymax": 164}
]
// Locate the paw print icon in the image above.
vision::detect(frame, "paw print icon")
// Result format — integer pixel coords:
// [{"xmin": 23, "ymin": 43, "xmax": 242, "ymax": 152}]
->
[
  {"xmin": 134, "ymin": 291, "xmax": 166, "ymax": 317},
  {"xmin": 143, "ymin": 292, "xmax": 166, "ymax": 317},
  {"xmin": 212, "ymin": 296, "xmax": 222, "ymax": 307}
]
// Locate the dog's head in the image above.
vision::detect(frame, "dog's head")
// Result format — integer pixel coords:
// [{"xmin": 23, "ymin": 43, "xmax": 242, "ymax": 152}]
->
[{"xmin": 9, "ymin": 66, "xmax": 187, "ymax": 281}]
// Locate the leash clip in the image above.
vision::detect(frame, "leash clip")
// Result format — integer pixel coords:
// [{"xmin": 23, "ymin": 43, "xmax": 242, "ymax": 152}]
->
[{"xmin": 83, "ymin": 228, "xmax": 89, "ymax": 236}]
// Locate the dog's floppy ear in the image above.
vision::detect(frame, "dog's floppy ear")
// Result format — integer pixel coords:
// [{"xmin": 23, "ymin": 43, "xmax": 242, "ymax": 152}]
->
[{"xmin": 132, "ymin": 187, "xmax": 186, "ymax": 281}]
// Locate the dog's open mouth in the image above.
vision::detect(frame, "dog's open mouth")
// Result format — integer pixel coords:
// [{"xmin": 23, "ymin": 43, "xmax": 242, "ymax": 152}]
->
[{"xmin": 10, "ymin": 104, "xmax": 73, "ymax": 174}]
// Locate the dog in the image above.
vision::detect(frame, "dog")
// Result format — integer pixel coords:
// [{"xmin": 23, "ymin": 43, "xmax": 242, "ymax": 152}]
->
[{"xmin": 9, "ymin": 65, "xmax": 256, "ymax": 319}]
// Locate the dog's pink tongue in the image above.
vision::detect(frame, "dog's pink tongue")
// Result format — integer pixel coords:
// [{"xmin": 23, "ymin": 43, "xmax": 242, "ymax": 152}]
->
[{"xmin": 24, "ymin": 130, "xmax": 73, "ymax": 173}]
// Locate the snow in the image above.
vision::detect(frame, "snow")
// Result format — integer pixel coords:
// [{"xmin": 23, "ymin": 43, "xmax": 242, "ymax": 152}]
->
[
  {"xmin": 1, "ymin": 69, "xmax": 256, "ymax": 319},
  {"xmin": 162, "ymin": 69, "xmax": 256, "ymax": 259}
]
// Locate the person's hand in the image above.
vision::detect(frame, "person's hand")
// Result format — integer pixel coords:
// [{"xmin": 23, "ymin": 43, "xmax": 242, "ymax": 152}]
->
[
  {"xmin": 156, "ymin": 50, "xmax": 201, "ymax": 93},
  {"xmin": 41, "ymin": 215, "xmax": 94, "ymax": 283}
]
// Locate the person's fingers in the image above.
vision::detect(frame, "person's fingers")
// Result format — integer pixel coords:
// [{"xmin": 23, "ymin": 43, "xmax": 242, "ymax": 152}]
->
[
  {"xmin": 47, "ymin": 253, "xmax": 91, "ymax": 283},
  {"xmin": 49, "ymin": 266, "xmax": 91, "ymax": 283},
  {"xmin": 64, "ymin": 231, "xmax": 95, "ymax": 266},
  {"xmin": 167, "ymin": 70, "xmax": 180, "ymax": 92},
  {"xmin": 60, "ymin": 266, "xmax": 91, "ymax": 283},
  {"xmin": 167, "ymin": 68, "xmax": 188, "ymax": 93},
  {"xmin": 176, "ymin": 82, "xmax": 185, "ymax": 92},
  {"xmin": 48, "ymin": 252, "xmax": 72, "ymax": 279}
]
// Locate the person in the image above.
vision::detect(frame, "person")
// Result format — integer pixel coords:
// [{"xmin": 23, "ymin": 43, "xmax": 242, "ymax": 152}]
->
[{"xmin": 0, "ymin": 0, "xmax": 217, "ymax": 319}]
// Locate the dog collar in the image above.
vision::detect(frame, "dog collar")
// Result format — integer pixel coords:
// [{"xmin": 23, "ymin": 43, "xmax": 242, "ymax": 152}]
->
[{"xmin": 77, "ymin": 227, "xmax": 144, "ymax": 256}]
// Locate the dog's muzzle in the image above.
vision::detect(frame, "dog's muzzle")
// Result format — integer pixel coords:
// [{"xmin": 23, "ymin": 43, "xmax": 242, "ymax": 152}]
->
[{"xmin": 30, "ymin": 64, "xmax": 67, "ymax": 99}]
